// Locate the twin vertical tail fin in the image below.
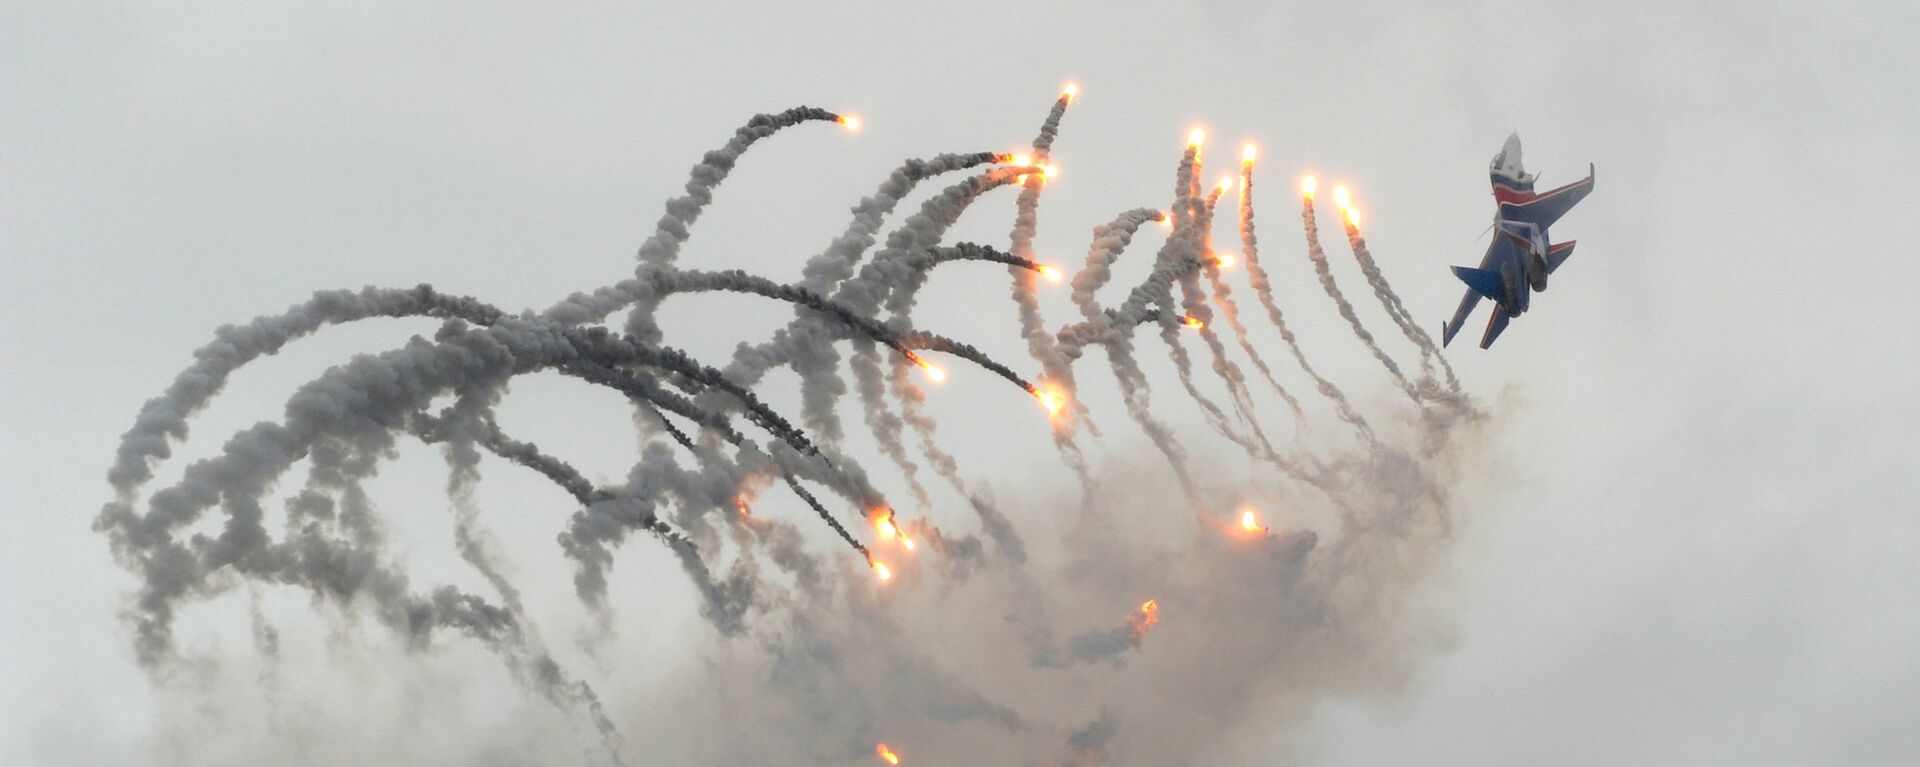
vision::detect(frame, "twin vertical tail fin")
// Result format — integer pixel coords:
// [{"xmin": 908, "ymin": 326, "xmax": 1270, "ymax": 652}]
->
[
  {"xmin": 1546, "ymin": 240, "xmax": 1577, "ymax": 272},
  {"xmin": 1480, "ymin": 307, "xmax": 1511, "ymax": 349}
]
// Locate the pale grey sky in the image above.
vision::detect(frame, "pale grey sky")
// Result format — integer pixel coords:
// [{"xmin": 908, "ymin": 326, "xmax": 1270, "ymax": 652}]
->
[{"xmin": 5, "ymin": 2, "xmax": 1918, "ymax": 764}]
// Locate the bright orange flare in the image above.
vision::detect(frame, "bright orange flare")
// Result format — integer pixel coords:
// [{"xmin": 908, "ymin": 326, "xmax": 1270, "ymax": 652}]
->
[
  {"xmin": 1012, "ymin": 153, "xmax": 1033, "ymax": 168},
  {"xmin": 1128, "ymin": 598, "xmax": 1160, "ymax": 648},
  {"xmin": 1037, "ymin": 263, "xmax": 1064, "ymax": 282},
  {"xmin": 876, "ymin": 513, "xmax": 915, "ymax": 550},
  {"xmin": 838, "ymin": 115, "xmax": 861, "ymax": 131},
  {"xmin": 1179, "ymin": 314, "xmax": 1205, "ymax": 329},
  {"xmin": 1187, "ymin": 128, "xmax": 1206, "ymax": 147},
  {"xmin": 873, "ymin": 561, "xmax": 893, "ymax": 581},
  {"xmin": 1332, "ymin": 184, "xmax": 1351, "ymax": 210},
  {"xmin": 1157, "ymin": 214, "xmax": 1173, "ymax": 229},
  {"xmin": 1242, "ymin": 144, "xmax": 1258, "ymax": 163},
  {"xmin": 1063, "ymin": 82, "xmax": 1079, "ymax": 101},
  {"xmin": 876, "ymin": 742, "xmax": 901, "ymax": 765},
  {"xmin": 735, "ymin": 496, "xmax": 752, "ymax": 516},
  {"xmin": 1216, "ymin": 175, "xmax": 1235, "ymax": 195},
  {"xmin": 1039, "ymin": 163, "xmax": 1059, "ymax": 179},
  {"xmin": 1034, "ymin": 386, "xmax": 1066, "ymax": 417},
  {"xmin": 1344, "ymin": 206, "xmax": 1361, "ymax": 227},
  {"xmin": 908, "ymin": 352, "xmax": 945, "ymax": 382},
  {"xmin": 1241, "ymin": 509, "xmax": 1261, "ymax": 532},
  {"xmin": 1301, "ymin": 175, "xmax": 1318, "ymax": 199},
  {"xmin": 1215, "ymin": 252, "xmax": 1236, "ymax": 269}
]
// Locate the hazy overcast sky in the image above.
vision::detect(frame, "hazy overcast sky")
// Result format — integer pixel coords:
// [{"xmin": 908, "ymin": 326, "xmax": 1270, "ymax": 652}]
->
[{"xmin": 5, "ymin": 2, "xmax": 1918, "ymax": 764}]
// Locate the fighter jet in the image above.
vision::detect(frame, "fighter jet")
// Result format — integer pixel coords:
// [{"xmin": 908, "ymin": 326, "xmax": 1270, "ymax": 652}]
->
[{"xmin": 1441, "ymin": 134, "xmax": 1594, "ymax": 348}]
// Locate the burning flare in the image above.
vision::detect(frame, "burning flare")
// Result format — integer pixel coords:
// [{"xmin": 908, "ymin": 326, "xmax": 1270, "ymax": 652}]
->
[
  {"xmin": 1127, "ymin": 598, "xmax": 1161, "ymax": 649},
  {"xmin": 1301, "ymin": 175, "xmax": 1318, "ymax": 199},
  {"xmin": 901, "ymin": 349, "xmax": 944, "ymax": 381},
  {"xmin": 872, "ymin": 560, "xmax": 893, "ymax": 582},
  {"xmin": 1033, "ymin": 385, "xmax": 1067, "ymax": 417},
  {"xmin": 1010, "ymin": 153, "xmax": 1040, "ymax": 184},
  {"xmin": 1037, "ymin": 263, "xmax": 1064, "ymax": 282},
  {"xmin": 1062, "ymin": 82, "xmax": 1078, "ymax": 101},
  {"xmin": 1242, "ymin": 144, "xmax": 1257, "ymax": 164},
  {"xmin": 1187, "ymin": 128, "xmax": 1206, "ymax": 148},
  {"xmin": 837, "ymin": 114, "xmax": 861, "ymax": 131},
  {"xmin": 1214, "ymin": 252, "xmax": 1236, "ymax": 269},
  {"xmin": 1216, "ymin": 175, "xmax": 1235, "ymax": 195},
  {"xmin": 1333, "ymin": 183, "xmax": 1362, "ymax": 225},
  {"xmin": 876, "ymin": 742, "xmax": 901, "ymax": 765},
  {"xmin": 1240, "ymin": 507, "xmax": 1266, "ymax": 533},
  {"xmin": 875, "ymin": 512, "xmax": 916, "ymax": 550},
  {"xmin": 1179, "ymin": 315, "xmax": 1206, "ymax": 329},
  {"xmin": 735, "ymin": 495, "xmax": 752, "ymax": 516}
]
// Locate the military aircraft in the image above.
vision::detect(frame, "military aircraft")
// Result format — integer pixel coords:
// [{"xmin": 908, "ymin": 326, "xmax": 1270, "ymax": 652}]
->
[{"xmin": 1441, "ymin": 134, "xmax": 1594, "ymax": 348}]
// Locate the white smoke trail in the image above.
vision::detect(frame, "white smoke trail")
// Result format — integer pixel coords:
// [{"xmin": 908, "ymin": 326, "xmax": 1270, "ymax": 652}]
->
[
  {"xmin": 1300, "ymin": 192, "xmax": 1422, "ymax": 402},
  {"xmin": 1339, "ymin": 217, "xmax": 1466, "ymax": 400},
  {"xmin": 1239, "ymin": 162, "xmax": 1375, "ymax": 442}
]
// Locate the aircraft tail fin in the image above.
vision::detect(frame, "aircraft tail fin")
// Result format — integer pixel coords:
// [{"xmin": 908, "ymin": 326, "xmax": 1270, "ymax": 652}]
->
[
  {"xmin": 1546, "ymin": 240, "xmax": 1577, "ymax": 272},
  {"xmin": 1451, "ymin": 266, "xmax": 1505, "ymax": 302},
  {"xmin": 1480, "ymin": 307, "xmax": 1512, "ymax": 349}
]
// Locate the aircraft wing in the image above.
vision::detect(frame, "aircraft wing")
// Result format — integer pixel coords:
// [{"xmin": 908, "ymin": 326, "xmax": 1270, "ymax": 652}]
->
[{"xmin": 1498, "ymin": 163, "xmax": 1594, "ymax": 230}]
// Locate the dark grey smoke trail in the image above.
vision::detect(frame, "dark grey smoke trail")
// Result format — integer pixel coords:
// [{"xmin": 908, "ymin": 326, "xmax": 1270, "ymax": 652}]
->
[
  {"xmin": 886, "ymin": 351, "xmax": 1029, "ymax": 564},
  {"xmin": 790, "ymin": 167, "xmax": 1038, "ymax": 521},
  {"xmin": 1238, "ymin": 162, "xmax": 1375, "ymax": 442},
  {"xmin": 820, "ymin": 166, "xmax": 1029, "ymax": 453},
  {"xmin": 104, "ymin": 286, "xmax": 501, "ymax": 514},
  {"xmin": 780, "ymin": 150, "xmax": 1003, "ymax": 457},
  {"xmin": 1300, "ymin": 192, "xmax": 1422, "ymax": 402},
  {"xmin": 1048, "ymin": 202, "xmax": 1208, "ymax": 502},
  {"xmin": 619, "ymin": 154, "xmax": 1014, "ymax": 461},
  {"xmin": 1007, "ymin": 90, "xmax": 1074, "ymax": 394},
  {"xmin": 1046, "ymin": 208, "xmax": 1162, "ymax": 455},
  {"xmin": 789, "ymin": 150, "xmax": 1004, "ymax": 447},
  {"xmin": 621, "ymin": 106, "xmax": 842, "ymax": 345}
]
